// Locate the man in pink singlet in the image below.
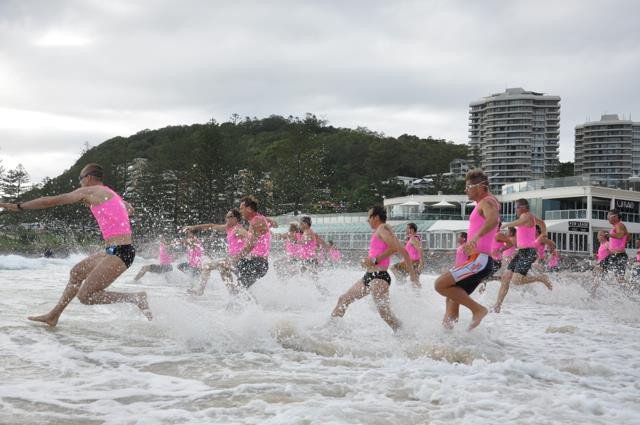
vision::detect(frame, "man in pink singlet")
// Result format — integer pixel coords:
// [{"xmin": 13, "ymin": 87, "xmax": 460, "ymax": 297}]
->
[
  {"xmin": 493, "ymin": 198, "xmax": 553, "ymax": 313},
  {"xmin": 273, "ymin": 222, "xmax": 303, "ymax": 278},
  {"xmin": 331, "ymin": 206, "xmax": 419, "ymax": 333},
  {"xmin": 183, "ymin": 208, "xmax": 247, "ymax": 295},
  {"xmin": 134, "ymin": 234, "xmax": 175, "ymax": 280},
  {"xmin": 434, "ymin": 169, "xmax": 499, "ymax": 331},
  {"xmin": 391, "ymin": 222, "xmax": 423, "ymax": 287},
  {"xmin": 232, "ymin": 195, "xmax": 271, "ymax": 289},
  {"xmin": 0, "ymin": 163, "xmax": 150, "ymax": 327},
  {"xmin": 600, "ymin": 209, "xmax": 629, "ymax": 280}
]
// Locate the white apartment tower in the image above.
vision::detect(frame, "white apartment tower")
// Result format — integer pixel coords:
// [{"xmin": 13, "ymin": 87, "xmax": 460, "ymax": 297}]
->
[
  {"xmin": 469, "ymin": 88, "xmax": 560, "ymax": 191},
  {"xmin": 574, "ymin": 114, "xmax": 640, "ymax": 186}
]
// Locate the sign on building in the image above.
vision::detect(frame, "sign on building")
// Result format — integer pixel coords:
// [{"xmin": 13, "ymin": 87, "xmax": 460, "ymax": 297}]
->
[{"xmin": 568, "ymin": 221, "xmax": 589, "ymax": 232}]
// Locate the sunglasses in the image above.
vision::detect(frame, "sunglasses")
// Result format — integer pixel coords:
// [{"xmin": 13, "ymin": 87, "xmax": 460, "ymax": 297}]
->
[
  {"xmin": 78, "ymin": 172, "xmax": 98, "ymax": 182},
  {"xmin": 464, "ymin": 182, "xmax": 484, "ymax": 192}
]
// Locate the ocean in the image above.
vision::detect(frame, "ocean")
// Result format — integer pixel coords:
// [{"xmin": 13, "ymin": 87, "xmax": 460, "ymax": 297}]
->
[{"xmin": 1, "ymin": 253, "xmax": 639, "ymax": 424}]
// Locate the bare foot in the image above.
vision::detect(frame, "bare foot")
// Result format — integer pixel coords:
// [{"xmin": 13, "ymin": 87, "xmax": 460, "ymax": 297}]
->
[
  {"xmin": 468, "ymin": 306, "xmax": 488, "ymax": 331},
  {"xmin": 540, "ymin": 275, "xmax": 553, "ymax": 290},
  {"xmin": 28, "ymin": 313, "xmax": 59, "ymax": 327},
  {"xmin": 136, "ymin": 292, "xmax": 153, "ymax": 321},
  {"xmin": 442, "ymin": 316, "xmax": 458, "ymax": 330},
  {"xmin": 492, "ymin": 304, "xmax": 501, "ymax": 313}
]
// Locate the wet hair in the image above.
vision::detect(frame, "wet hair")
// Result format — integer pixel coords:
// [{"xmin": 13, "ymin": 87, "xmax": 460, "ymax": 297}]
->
[
  {"xmin": 369, "ymin": 205, "xmax": 387, "ymax": 223},
  {"xmin": 82, "ymin": 163, "xmax": 104, "ymax": 180},
  {"xmin": 464, "ymin": 169, "xmax": 489, "ymax": 187},
  {"xmin": 289, "ymin": 222, "xmax": 300, "ymax": 232},
  {"xmin": 229, "ymin": 209, "xmax": 241, "ymax": 221},
  {"xmin": 508, "ymin": 227, "xmax": 516, "ymax": 236},
  {"xmin": 240, "ymin": 195, "xmax": 258, "ymax": 211},
  {"xmin": 301, "ymin": 216, "xmax": 312, "ymax": 227},
  {"xmin": 459, "ymin": 232, "xmax": 467, "ymax": 241},
  {"xmin": 515, "ymin": 198, "xmax": 530, "ymax": 210},
  {"xmin": 609, "ymin": 209, "xmax": 620, "ymax": 218},
  {"xmin": 407, "ymin": 222, "xmax": 417, "ymax": 233}
]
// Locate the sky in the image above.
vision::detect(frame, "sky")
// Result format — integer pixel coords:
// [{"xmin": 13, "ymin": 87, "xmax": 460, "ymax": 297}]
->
[{"xmin": 1, "ymin": 0, "xmax": 639, "ymax": 183}]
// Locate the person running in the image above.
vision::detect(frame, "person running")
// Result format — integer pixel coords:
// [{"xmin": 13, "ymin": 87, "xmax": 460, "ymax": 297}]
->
[
  {"xmin": 590, "ymin": 230, "xmax": 611, "ymax": 296},
  {"xmin": 331, "ymin": 206, "xmax": 419, "ymax": 333},
  {"xmin": 177, "ymin": 233, "xmax": 204, "ymax": 277},
  {"xmin": 183, "ymin": 209, "xmax": 247, "ymax": 295},
  {"xmin": 435, "ymin": 169, "xmax": 499, "ymax": 331},
  {"xmin": 231, "ymin": 195, "xmax": 271, "ymax": 290},
  {"xmin": 134, "ymin": 235, "xmax": 175, "ymax": 281},
  {"xmin": 454, "ymin": 232, "xmax": 469, "ymax": 266},
  {"xmin": 533, "ymin": 225, "xmax": 557, "ymax": 272},
  {"xmin": 499, "ymin": 227, "xmax": 517, "ymax": 268},
  {"xmin": 601, "ymin": 209, "xmax": 629, "ymax": 281},
  {"xmin": 631, "ymin": 240, "xmax": 640, "ymax": 281},
  {"xmin": 0, "ymin": 163, "xmax": 150, "ymax": 327},
  {"xmin": 298, "ymin": 216, "xmax": 332, "ymax": 295},
  {"xmin": 493, "ymin": 199, "xmax": 552, "ymax": 313},
  {"xmin": 273, "ymin": 222, "xmax": 303, "ymax": 279},
  {"xmin": 390, "ymin": 222, "xmax": 423, "ymax": 287}
]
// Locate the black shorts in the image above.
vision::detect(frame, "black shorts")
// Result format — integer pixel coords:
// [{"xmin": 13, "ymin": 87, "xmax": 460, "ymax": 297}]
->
[
  {"xmin": 602, "ymin": 252, "xmax": 628, "ymax": 277},
  {"xmin": 362, "ymin": 271, "xmax": 392, "ymax": 287},
  {"xmin": 491, "ymin": 260, "xmax": 503, "ymax": 275},
  {"xmin": 237, "ymin": 257, "xmax": 269, "ymax": 288},
  {"xmin": 449, "ymin": 253, "xmax": 494, "ymax": 294},
  {"xmin": 508, "ymin": 248, "xmax": 538, "ymax": 276},
  {"xmin": 177, "ymin": 262, "xmax": 201, "ymax": 276},
  {"xmin": 149, "ymin": 264, "xmax": 173, "ymax": 273},
  {"xmin": 106, "ymin": 244, "xmax": 135, "ymax": 268}
]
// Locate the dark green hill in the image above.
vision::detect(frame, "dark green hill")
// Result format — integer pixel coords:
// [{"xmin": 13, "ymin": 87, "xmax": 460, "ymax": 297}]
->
[{"xmin": 22, "ymin": 114, "xmax": 467, "ymax": 237}]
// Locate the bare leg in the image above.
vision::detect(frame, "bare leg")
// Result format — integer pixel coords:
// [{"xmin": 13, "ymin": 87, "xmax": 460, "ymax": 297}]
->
[
  {"xmin": 75, "ymin": 255, "xmax": 152, "ymax": 320},
  {"xmin": 390, "ymin": 263, "xmax": 406, "ymax": 284},
  {"xmin": 370, "ymin": 279, "xmax": 401, "ymax": 332},
  {"xmin": 435, "ymin": 272, "xmax": 487, "ymax": 331},
  {"xmin": 28, "ymin": 253, "xmax": 105, "ymax": 327},
  {"xmin": 134, "ymin": 265, "xmax": 151, "ymax": 281},
  {"xmin": 442, "ymin": 298, "xmax": 460, "ymax": 329},
  {"xmin": 189, "ymin": 262, "xmax": 216, "ymax": 295},
  {"xmin": 512, "ymin": 273, "xmax": 552, "ymax": 290},
  {"xmin": 493, "ymin": 270, "xmax": 513, "ymax": 313},
  {"xmin": 331, "ymin": 280, "xmax": 369, "ymax": 318}
]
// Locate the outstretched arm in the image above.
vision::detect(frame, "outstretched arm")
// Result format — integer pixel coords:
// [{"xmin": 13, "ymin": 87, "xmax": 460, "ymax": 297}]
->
[
  {"xmin": 183, "ymin": 223, "xmax": 226, "ymax": 233},
  {"xmin": 0, "ymin": 188, "xmax": 88, "ymax": 212}
]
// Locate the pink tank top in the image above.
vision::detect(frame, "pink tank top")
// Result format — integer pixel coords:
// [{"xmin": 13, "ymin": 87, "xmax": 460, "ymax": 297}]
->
[
  {"xmin": 597, "ymin": 242, "xmax": 609, "ymax": 261},
  {"xmin": 158, "ymin": 243, "xmax": 172, "ymax": 265},
  {"xmin": 455, "ymin": 246, "xmax": 468, "ymax": 266},
  {"xmin": 548, "ymin": 251, "xmax": 559, "ymax": 267},
  {"xmin": 468, "ymin": 196, "xmax": 499, "ymax": 254},
  {"xmin": 492, "ymin": 239, "xmax": 504, "ymax": 261},
  {"xmin": 249, "ymin": 214, "xmax": 271, "ymax": 257},
  {"xmin": 636, "ymin": 249, "xmax": 640, "ymax": 262},
  {"xmin": 369, "ymin": 232, "xmax": 390, "ymax": 269},
  {"xmin": 226, "ymin": 225, "xmax": 245, "ymax": 256},
  {"xmin": 516, "ymin": 216, "xmax": 537, "ymax": 249},
  {"xmin": 503, "ymin": 242, "xmax": 516, "ymax": 258},
  {"xmin": 609, "ymin": 226, "xmax": 628, "ymax": 251},
  {"xmin": 535, "ymin": 236, "xmax": 546, "ymax": 259},
  {"xmin": 405, "ymin": 235, "xmax": 421, "ymax": 261},
  {"xmin": 329, "ymin": 248, "xmax": 342, "ymax": 262},
  {"xmin": 187, "ymin": 241, "xmax": 203, "ymax": 268},
  {"xmin": 299, "ymin": 233, "xmax": 318, "ymax": 260},
  {"xmin": 89, "ymin": 187, "xmax": 132, "ymax": 240}
]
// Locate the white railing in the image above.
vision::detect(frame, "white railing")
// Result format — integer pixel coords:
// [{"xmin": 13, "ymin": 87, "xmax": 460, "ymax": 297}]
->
[{"xmin": 544, "ymin": 209, "xmax": 587, "ymax": 220}]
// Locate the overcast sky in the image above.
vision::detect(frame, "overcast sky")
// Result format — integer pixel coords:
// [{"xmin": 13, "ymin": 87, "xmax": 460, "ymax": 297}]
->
[{"xmin": 1, "ymin": 0, "xmax": 639, "ymax": 182}]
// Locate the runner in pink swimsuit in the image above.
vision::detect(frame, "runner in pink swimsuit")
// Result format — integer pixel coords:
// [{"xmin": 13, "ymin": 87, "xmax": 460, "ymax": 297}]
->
[
  {"xmin": 134, "ymin": 235, "xmax": 175, "ymax": 281},
  {"xmin": 391, "ymin": 222, "xmax": 423, "ymax": 286},
  {"xmin": 0, "ymin": 163, "xmax": 150, "ymax": 327}
]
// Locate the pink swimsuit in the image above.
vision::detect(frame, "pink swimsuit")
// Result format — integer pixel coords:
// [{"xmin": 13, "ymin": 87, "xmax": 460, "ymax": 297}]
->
[
  {"xmin": 299, "ymin": 233, "xmax": 318, "ymax": 260},
  {"xmin": 535, "ymin": 236, "xmax": 546, "ymax": 259},
  {"xmin": 492, "ymin": 239, "xmax": 504, "ymax": 261},
  {"xmin": 158, "ymin": 243, "xmax": 172, "ymax": 265},
  {"xmin": 89, "ymin": 187, "xmax": 131, "ymax": 240},
  {"xmin": 369, "ymin": 232, "xmax": 390, "ymax": 269},
  {"xmin": 329, "ymin": 248, "xmax": 342, "ymax": 262},
  {"xmin": 249, "ymin": 214, "xmax": 271, "ymax": 257},
  {"xmin": 503, "ymin": 242, "xmax": 516, "ymax": 258},
  {"xmin": 226, "ymin": 225, "xmax": 245, "ymax": 256},
  {"xmin": 548, "ymin": 251, "xmax": 559, "ymax": 268},
  {"xmin": 405, "ymin": 235, "xmax": 421, "ymax": 261}
]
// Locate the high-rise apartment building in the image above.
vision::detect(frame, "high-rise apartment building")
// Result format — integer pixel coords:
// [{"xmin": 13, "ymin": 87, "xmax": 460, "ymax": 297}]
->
[
  {"xmin": 574, "ymin": 114, "xmax": 640, "ymax": 186},
  {"xmin": 469, "ymin": 88, "xmax": 560, "ymax": 191}
]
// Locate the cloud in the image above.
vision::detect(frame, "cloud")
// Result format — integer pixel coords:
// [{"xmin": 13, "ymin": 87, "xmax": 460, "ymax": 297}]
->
[{"xmin": 0, "ymin": 0, "xmax": 639, "ymax": 182}]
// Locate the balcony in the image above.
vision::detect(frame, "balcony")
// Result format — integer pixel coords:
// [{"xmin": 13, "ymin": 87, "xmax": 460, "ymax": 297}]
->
[
  {"xmin": 544, "ymin": 209, "xmax": 587, "ymax": 220},
  {"xmin": 389, "ymin": 213, "xmax": 469, "ymax": 221}
]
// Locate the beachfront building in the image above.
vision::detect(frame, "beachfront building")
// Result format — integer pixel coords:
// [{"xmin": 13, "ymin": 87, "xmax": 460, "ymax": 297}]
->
[
  {"xmin": 449, "ymin": 158, "xmax": 469, "ymax": 179},
  {"xmin": 574, "ymin": 114, "xmax": 640, "ymax": 187},
  {"xmin": 469, "ymin": 88, "xmax": 560, "ymax": 192}
]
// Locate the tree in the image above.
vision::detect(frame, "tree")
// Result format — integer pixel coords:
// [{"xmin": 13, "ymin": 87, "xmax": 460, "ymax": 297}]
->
[{"xmin": 1, "ymin": 164, "xmax": 31, "ymax": 202}]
